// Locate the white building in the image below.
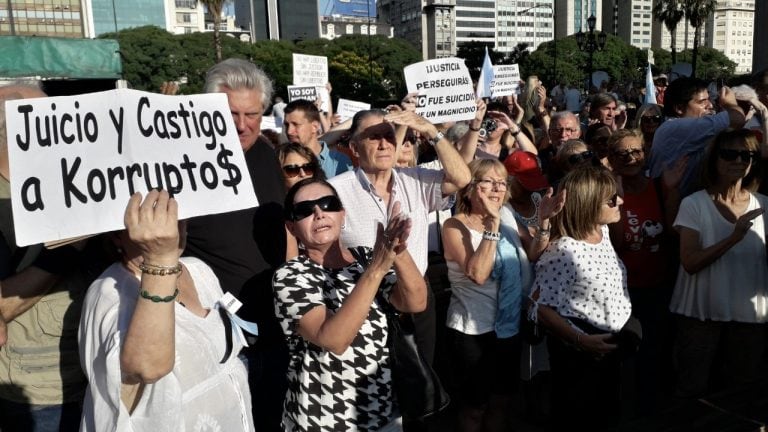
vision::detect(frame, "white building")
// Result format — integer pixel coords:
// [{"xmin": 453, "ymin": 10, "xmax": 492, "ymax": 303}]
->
[
  {"xmin": 707, "ymin": 0, "xmax": 754, "ymax": 74},
  {"xmin": 168, "ymin": 0, "xmax": 240, "ymax": 36},
  {"xmin": 378, "ymin": 0, "xmax": 456, "ymax": 59},
  {"xmin": 554, "ymin": 0, "xmax": 603, "ymax": 38},
  {"xmin": 606, "ymin": 0, "xmax": 653, "ymax": 49}
]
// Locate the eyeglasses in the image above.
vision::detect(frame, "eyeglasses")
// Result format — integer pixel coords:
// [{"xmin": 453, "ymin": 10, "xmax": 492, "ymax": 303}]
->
[
  {"xmin": 718, "ymin": 149, "xmax": 758, "ymax": 163},
  {"xmin": 611, "ymin": 148, "xmax": 644, "ymax": 160},
  {"xmin": 606, "ymin": 193, "xmax": 620, "ymax": 208},
  {"xmin": 282, "ymin": 163, "xmax": 316, "ymax": 178},
  {"xmin": 567, "ymin": 150, "xmax": 595, "ymax": 165},
  {"xmin": 641, "ymin": 115, "xmax": 663, "ymax": 124},
  {"xmin": 289, "ymin": 195, "xmax": 344, "ymax": 221},
  {"xmin": 549, "ymin": 127, "xmax": 580, "ymax": 135},
  {"xmin": 474, "ymin": 179, "xmax": 509, "ymax": 191}
]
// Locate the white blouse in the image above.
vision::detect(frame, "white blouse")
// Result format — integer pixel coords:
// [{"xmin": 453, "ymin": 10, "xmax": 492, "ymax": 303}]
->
[
  {"xmin": 78, "ymin": 258, "xmax": 253, "ymax": 432},
  {"xmin": 533, "ymin": 225, "xmax": 631, "ymax": 333},
  {"xmin": 671, "ymin": 190, "xmax": 768, "ymax": 322}
]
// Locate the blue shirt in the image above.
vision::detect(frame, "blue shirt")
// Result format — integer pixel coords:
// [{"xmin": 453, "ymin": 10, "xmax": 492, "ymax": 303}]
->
[
  {"xmin": 648, "ymin": 111, "xmax": 729, "ymax": 197},
  {"xmin": 318, "ymin": 141, "xmax": 353, "ymax": 178}
]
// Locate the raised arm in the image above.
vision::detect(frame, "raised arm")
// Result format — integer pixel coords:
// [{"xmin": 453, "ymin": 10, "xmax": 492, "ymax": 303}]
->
[
  {"xmin": 296, "ymin": 203, "xmax": 424, "ymax": 355},
  {"xmin": 120, "ymin": 190, "xmax": 181, "ymax": 386},
  {"xmin": 455, "ymin": 98, "xmax": 487, "ymax": 163},
  {"xmin": 385, "ymin": 110, "xmax": 471, "ymax": 195}
]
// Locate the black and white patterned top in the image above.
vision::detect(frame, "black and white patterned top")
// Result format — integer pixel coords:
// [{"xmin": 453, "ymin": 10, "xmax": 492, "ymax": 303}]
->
[
  {"xmin": 533, "ymin": 225, "xmax": 631, "ymax": 333},
  {"xmin": 273, "ymin": 247, "xmax": 396, "ymax": 431}
]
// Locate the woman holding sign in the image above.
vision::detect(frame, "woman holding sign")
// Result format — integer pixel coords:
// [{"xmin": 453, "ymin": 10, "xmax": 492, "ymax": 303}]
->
[{"xmin": 78, "ymin": 190, "xmax": 254, "ymax": 431}]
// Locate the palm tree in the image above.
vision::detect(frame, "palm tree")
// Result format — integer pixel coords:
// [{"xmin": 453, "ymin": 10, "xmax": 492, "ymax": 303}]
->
[
  {"xmin": 653, "ymin": 0, "xmax": 685, "ymax": 64},
  {"xmin": 684, "ymin": 0, "xmax": 717, "ymax": 77},
  {"xmin": 200, "ymin": 0, "xmax": 224, "ymax": 62}
]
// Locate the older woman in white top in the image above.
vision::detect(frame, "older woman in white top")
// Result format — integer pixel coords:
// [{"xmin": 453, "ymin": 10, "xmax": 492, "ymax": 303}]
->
[
  {"xmin": 533, "ymin": 165, "xmax": 632, "ymax": 430},
  {"xmin": 79, "ymin": 190, "xmax": 253, "ymax": 431},
  {"xmin": 671, "ymin": 129, "xmax": 768, "ymax": 398}
]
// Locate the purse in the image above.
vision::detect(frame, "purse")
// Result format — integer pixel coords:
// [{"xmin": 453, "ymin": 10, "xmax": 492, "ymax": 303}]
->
[{"xmin": 377, "ymin": 292, "xmax": 451, "ymax": 421}]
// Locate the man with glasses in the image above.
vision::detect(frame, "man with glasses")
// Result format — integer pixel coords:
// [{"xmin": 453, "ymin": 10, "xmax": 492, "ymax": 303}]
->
[
  {"xmin": 648, "ymin": 77, "xmax": 750, "ymax": 197},
  {"xmin": 539, "ymin": 111, "xmax": 582, "ymax": 172}
]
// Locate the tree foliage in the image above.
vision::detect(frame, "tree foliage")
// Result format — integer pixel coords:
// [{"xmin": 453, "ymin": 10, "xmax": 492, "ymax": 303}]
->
[
  {"xmin": 653, "ymin": 0, "xmax": 685, "ymax": 63},
  {"xmin": 104, "ymin": 27, "xmax": 421, "ymax": 106},
  {"xmin": 683, "ymin": 0, "xmax": 717, "ymax": 77}
]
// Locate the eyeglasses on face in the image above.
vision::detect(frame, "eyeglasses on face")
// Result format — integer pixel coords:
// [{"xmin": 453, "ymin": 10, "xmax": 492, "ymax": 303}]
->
[
  {"xmin": 641, "ymin": 115, "xmax": 663, "ymax": 124},
  {"xmin": 611, "ymin": 148, "xmax": 644, "ymax": 160},
  {"xmin": 567, "ymin": 150, "xmax": 595, "ymax": 165},
  {"xmin": 606, "ymin": 193, "xmax": 620, "ymax": 208},
  {"xmin": 289, "ymin": 195, "xmax": 344, "ymax": 221},
  {"xmin": 282, "ymin": 163, "xmax": 316, "ymax": 178},
  {"xmin": 474, "ymin": 179, "xmax": 509, "ymax": 191},
  {"xmin": 549, "ymin": 127, "xmax": 580, "ymax": 135},
  {"xmin": 717, "ymin": 148, "xmax": 758, "ymax": 163}
]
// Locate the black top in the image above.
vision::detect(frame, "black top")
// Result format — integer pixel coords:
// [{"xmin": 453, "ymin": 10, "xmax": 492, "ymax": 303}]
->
[{"xmin": 184, "ymin": 135, "xmax": 287, "ymax": 345}]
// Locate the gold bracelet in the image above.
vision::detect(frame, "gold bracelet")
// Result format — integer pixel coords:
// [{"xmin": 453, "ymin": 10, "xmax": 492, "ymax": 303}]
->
[{"xmin": 139, "ymin": 262, "xmax": 182, "ymax": 276}]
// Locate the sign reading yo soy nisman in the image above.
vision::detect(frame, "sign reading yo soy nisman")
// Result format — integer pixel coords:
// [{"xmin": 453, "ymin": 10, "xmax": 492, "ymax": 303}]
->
[{"xmin": 5, "ymin": 89, "xmax": 258, "ymax": 246}]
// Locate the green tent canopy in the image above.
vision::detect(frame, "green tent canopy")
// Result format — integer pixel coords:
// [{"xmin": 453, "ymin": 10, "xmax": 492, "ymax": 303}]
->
[{"xmin": 0, "ymin": 36, "xmax": 122, "ymax": 80}]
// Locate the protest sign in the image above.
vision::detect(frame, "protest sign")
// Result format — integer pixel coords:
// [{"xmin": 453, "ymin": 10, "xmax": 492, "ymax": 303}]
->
[
  {"xmin": 5, "ymin": 89, "xmax": 258, "ymax": 246},
  {"xmin": 337, "ymin": 98, "xmax": 371, "ymax": 123},
  {"xmin": 404, "ymin": 57, "xmax": 476, "ymax": 124},
  {"xmin": 287, "ymin": 85, "xmax": 318, "ymax": 103},
  {"xmin": 293, "ymin": 53, "xmax": 328, "ymax": 86},
  {"xmin": 261, "ymin": 115, "xmax": 281, "ymax": 131},
  {"xmin": 490, "ymin": 64, "xmax": 521, "ymax": 97}
]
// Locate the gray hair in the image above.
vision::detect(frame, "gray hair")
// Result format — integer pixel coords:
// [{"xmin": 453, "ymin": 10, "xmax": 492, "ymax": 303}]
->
[
  {"xmin": 0, "ymin": 81, "xmax": 45, "ymax": 152},
  {"xmin": 550, "ymin": 110, "xmax": 578, "ymax": 126},
  {"xmin": 204, "ymin": 58, "xmax": 273, "ymax": 109}
]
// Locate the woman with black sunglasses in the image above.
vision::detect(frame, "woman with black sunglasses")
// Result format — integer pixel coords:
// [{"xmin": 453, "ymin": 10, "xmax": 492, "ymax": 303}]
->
[
  {"xmin": 531, "ymin": 165, "xmax": 635, "ymax": 430},
  {"xmin": 272, "ymin": 178, "xmax": 426, "ymax": 431},
  {"xmin": 278, "ymin": 143, "xmax": 326, "ymax": 259},
  {"xmin": 670, "ymin": 129, "xmax": 768, "ymax": 399},
  {"xmin": 631, "ymin": 103, "xmax": 664, "ymax": 155}
]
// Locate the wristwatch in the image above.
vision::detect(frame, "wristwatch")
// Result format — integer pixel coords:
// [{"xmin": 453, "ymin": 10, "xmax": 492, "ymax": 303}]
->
[{"xmin": 427, "ymin": 131, "xmax": 445, "ymax": 147}]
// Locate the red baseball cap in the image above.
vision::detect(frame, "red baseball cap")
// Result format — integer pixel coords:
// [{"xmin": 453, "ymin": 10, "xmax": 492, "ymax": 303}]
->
[{"xmin": 504, "ymin": 151, "xmax": 549, "ymax": 191}]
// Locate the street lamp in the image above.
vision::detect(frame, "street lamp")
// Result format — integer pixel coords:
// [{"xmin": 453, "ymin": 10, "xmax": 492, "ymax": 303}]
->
[{"xmin": 576, "ymin": 14, "xmax": 607, "ymax": 93}]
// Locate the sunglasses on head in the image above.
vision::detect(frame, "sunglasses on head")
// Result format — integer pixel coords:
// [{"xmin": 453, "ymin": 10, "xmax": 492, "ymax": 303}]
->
[
  {"xmin": 641, "ymin": 115, "xmax": 663, "ymax": 123},
  {"xmin": 718, "ymin": 148, "xmax": 758, "ymax": 163},
  {"xmin": 568, "ymin": 150, "xmax": 595, "ymax": 165},
  {"xmin": 289, "ymin": 195, "xmax": 344, "ymax": 221},
  {"xmin": 606, "ymin": 193, "xmax": 619, "ymax": 208},
  {"xmin": 283, "ymin": 163, "xmax": 316, "ymax": 178}
]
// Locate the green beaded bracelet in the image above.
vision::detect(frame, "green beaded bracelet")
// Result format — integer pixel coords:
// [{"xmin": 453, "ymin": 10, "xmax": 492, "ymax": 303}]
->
[{"xmin": 139, "ymin": 288, "xmax": 179, "ymax": 303}]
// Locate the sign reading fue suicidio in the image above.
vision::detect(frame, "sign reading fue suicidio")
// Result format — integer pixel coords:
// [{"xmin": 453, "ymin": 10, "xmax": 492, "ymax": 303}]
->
[
  {"xmin": 404, "ymin": 57, "xmax": 476, "ymax": 124},
  {"xmin": 5, "ymin": 89, "xmax": 258, "ymax": 246}
]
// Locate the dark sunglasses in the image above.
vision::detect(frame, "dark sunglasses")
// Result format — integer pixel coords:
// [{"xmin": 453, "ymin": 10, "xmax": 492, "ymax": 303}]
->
[
  {"xmin": 283, "ymin": 163, "xmax": 316, "ymax": 178},
  {"xmin": 289, "ymin": 195, "xmax": 344, "ymax": 221},
  {"xmin": 606, "ymin": 193, "xmax": 619, "ymax": 208},
  {"xmin": 641, "ymin": 115, "xmax": 663, "ymax": 124},
  {"xmin": 717, "ymin": 149, "xmax": 758, "ymax": 163},
  {"xmin": 568, "ymin": 150, "xmax": 595, "ymax": 165}
]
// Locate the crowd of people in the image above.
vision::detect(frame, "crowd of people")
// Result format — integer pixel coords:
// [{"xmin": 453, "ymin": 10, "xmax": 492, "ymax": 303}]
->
[{"xmin": 0, "ymin": 56, "xmax": 767, "ymax": 432}]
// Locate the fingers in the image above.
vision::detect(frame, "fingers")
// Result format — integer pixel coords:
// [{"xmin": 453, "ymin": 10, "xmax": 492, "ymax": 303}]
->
[
  {"xmin": 124, "ymin": 192, "xmax": 143, "ymax": 229},
  {"xmin": 742, "ymin": 208, "xmax": 765, "ymax": 222}
]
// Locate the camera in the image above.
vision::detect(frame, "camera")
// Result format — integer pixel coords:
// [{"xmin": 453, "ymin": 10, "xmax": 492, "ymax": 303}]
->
[{"xmin": 478, "ymin": 117, "xmax": 497, "ymax": 138}]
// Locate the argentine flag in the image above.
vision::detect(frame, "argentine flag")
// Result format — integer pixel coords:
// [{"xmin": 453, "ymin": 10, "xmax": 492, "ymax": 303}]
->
[
  {"xmin": 476, "ymin": 46, "xmax": 494, "ymax": 99},
  {"xmin": 645, "ymin": 62, "xmax": 657, "ymax": 105}
]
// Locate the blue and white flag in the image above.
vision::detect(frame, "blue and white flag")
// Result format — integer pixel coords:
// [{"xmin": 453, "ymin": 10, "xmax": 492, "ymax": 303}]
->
[
  {"xmin": 476, "ymin": 46, "xmax": 494, "ymax": 99},
  {"xmin": 645, "ymin": 62, "xmax": 657, "ymax": 105}
]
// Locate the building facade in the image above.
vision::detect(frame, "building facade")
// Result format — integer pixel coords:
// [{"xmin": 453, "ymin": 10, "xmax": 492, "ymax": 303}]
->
[
  {"xmin": 706, "ymin": 0, "xmax": 754, "ymax": 74},
  {"xmin": 606, "ymin": 0, "xmax": 653, "ymax": 49},
  {"xmin": 554, "ymin": 0, "xmax": 603, "ymax": 38},
  {"xmin": 234, "ymin": 0, "xmax": 319, "ymax": 42},
  {"xmin": 378, "ymin": 0, "xmax": 456, "ymax": 59},
  {"xmin": 1, "ymin": 0, "xmax": 86, "ymax": 37}
]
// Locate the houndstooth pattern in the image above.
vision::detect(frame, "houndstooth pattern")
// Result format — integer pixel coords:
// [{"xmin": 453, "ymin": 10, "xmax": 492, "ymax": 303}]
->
[{"xmin": 273, "ymin": 247, "xmax": 396, "ymax": 431}]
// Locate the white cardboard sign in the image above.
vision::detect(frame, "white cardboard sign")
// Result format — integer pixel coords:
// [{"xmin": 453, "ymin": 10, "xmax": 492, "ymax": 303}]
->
[
  {"xmin": 404, "ymin": 57, "xmax": 476, "ymax": 124},
  {"xmin": 490, "ymin": 64, "xmax": 521, "ymax": 97},
  {"xmin": 287, "ymin": 85, "xmax": 318, "ymax": 103},
  {"xmin": 293, "ymin": 53, "xmax": 328, "ymax": 86},
  {"xmin": 5, "ymin": 89, "xmax": 258, "ymax": 246},
  {"xmin": 336, "ymin": 98, "xmax": 371, "ymax": 123}
]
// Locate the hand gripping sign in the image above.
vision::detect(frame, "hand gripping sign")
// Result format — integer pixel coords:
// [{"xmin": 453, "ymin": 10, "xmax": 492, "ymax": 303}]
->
[
  {"xmin": 4, "ymin": 89, "xmax": 257, "ymax": 246},
  {"xmin": 404, "ymin": 57, "xmax": 477, "ymax": 124}
]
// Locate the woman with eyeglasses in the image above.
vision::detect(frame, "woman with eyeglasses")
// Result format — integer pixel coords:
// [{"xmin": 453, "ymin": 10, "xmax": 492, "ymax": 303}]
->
[
  {"xmin": 532, "ymin": 165, "xmax": 635, "ymax": 430},
  {"xmin": 441, "ymin": 158, "xmax": 562, "ymax": 432},
  {"xmin": 550, "ymin": 139, "xmax": 599, "ymax": 187},
  {"xmin": 606, "ymin": 128, "xmax": 684, "ymax": 413},
  {"xmin": 272, "ymin": 178, "xmax": 426, "ymax": 431},
  {"xmin": 278, "ymin": 143, "xmax": 326, "ymax": 259},
  {"xmin": 670, "ymin": 129, "xmax": 768, "ymax": 398},
  {"xmin": 631, "ymin": 104, "xmax": 664, "ymax": 155}
]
